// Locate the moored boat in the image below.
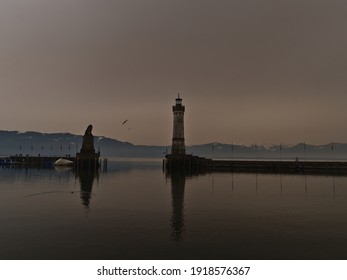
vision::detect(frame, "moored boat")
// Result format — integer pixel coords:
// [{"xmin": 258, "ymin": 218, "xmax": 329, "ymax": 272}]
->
[{"xmin": 54, "ymin": 158, "xmax": 74, "ymax": 166}]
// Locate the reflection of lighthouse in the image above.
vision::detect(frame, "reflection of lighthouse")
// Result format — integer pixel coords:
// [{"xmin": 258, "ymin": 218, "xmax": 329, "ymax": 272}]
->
[
  {"xmin": 169, "ymin": 170, "xmax": 186, "ymax": 242},
  {"xmin": 171, "ymin": 94, "xmax": 185, "ymax": 155}
]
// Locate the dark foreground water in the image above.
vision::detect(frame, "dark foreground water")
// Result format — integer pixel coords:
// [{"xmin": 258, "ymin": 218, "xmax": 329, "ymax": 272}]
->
[{"xmin": 1, "ymin": 159, "xmax": 347, "ymax": 260}]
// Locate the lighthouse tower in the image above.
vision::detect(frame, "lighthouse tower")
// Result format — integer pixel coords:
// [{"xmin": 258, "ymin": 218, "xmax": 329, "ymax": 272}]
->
[{"xmin": 171, "ymin": 94, "xmax": 186, "ymax": 155}]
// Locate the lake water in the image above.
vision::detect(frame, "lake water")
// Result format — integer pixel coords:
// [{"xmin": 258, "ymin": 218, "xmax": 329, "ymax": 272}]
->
[{"xmin": 1, "ymin": 159, "xmax": 347, "ymax": 260}]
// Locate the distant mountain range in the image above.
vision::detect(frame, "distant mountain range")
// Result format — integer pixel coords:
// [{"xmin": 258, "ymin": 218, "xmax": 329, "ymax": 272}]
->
[{"xmin": 1, "ymin": 130, "xmax": 347, "ymax": 160}]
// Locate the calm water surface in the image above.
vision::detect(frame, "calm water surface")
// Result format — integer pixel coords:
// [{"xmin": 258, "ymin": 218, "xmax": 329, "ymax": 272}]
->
[{"xmin": 1, "ymin": 159, "xmax": 347, "ymax": 259}]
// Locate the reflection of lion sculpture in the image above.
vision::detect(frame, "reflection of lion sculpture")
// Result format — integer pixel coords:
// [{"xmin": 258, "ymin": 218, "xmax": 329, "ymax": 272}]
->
[{"xmin": 81, "ymin": 124, "xmax": 94, "ymax": 151}]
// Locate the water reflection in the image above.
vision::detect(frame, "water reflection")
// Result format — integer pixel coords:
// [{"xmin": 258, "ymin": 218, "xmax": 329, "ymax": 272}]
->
[
  {"xmin": 166, "ymin": 168, "xmax": 345, "ymax": 247},
  {"xmin": 167, "ymin": 170, "xmax": 186, "ymax": 242},
  {"xmin": 3, "ymin": 161, "xmax": 347, "ymax": 259},
  {"xmin": 75, "ymin": 169, "xmax": 98, "ymax": 209}
]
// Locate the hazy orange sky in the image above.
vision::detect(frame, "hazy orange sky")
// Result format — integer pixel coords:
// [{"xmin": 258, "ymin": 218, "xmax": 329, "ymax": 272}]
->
[{"xmin": 0, "ymin": 0, "xmax": 346, "ymax": 145}]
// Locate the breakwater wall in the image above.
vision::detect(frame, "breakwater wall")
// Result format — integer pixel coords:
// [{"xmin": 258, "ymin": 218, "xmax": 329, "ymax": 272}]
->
[
  {"xmin": 209, "ymin": 160, "xmax": 347, "ymax": 174},
  {"xmin": 165, "ymin": 155, "xmax": 347, "ymax": 175}
]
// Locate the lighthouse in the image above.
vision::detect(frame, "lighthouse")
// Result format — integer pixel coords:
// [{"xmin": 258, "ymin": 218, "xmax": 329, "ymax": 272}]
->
[
  {"xmin": 171, "ymin": 94, "xmax": 186, "ymax": 155},
  {"xmin": 165, "ymin": 95, "xmax": 209, "ymax": 172}
]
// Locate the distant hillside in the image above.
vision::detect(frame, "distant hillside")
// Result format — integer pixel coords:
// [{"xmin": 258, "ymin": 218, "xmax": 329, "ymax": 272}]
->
[
  {"xmin": 1, "ymin": 130, "xmax": 347, "ymax": 160},
  {"xmin": 0, "ymin": 130, "xmax": 166, "ymax": 158}
]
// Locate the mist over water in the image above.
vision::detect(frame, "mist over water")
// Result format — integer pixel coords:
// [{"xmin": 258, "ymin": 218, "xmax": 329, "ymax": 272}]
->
[{"xmin": 1, "ymin": 159, "xmax": 347, "ymax": 259}]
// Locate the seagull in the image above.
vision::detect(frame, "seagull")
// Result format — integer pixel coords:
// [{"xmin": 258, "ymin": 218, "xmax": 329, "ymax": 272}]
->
[{"xmin": 122, "ymin": 119, "xmax": 128, "ymax": 125}]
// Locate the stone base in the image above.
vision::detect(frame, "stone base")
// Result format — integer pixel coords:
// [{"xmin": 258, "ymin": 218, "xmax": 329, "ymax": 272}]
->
[{"xmin": 76, "ymin": 152, "xmax": 100, "ymax": 170}]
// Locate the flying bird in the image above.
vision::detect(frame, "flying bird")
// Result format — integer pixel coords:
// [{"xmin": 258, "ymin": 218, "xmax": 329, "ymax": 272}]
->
[{"xmin": 122, "ymin": 119, "xmax": 128, "ymax": 125}]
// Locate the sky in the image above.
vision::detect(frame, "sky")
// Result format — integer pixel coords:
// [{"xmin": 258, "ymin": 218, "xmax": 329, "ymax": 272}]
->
[{"xmin": 0, "ymin": 0, "xmax": 346, "ymax": 146}]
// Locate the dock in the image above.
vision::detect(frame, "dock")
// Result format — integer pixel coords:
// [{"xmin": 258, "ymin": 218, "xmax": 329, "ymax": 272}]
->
[{"xmin": 1, "ymin": 155, "xmax": 76, "ymax": 167}]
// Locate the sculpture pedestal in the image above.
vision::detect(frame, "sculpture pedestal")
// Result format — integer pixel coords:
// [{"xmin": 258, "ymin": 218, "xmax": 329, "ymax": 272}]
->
[{"xmin": 76, "ymin": 151, "xmax": 100, "ymax": 170}]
